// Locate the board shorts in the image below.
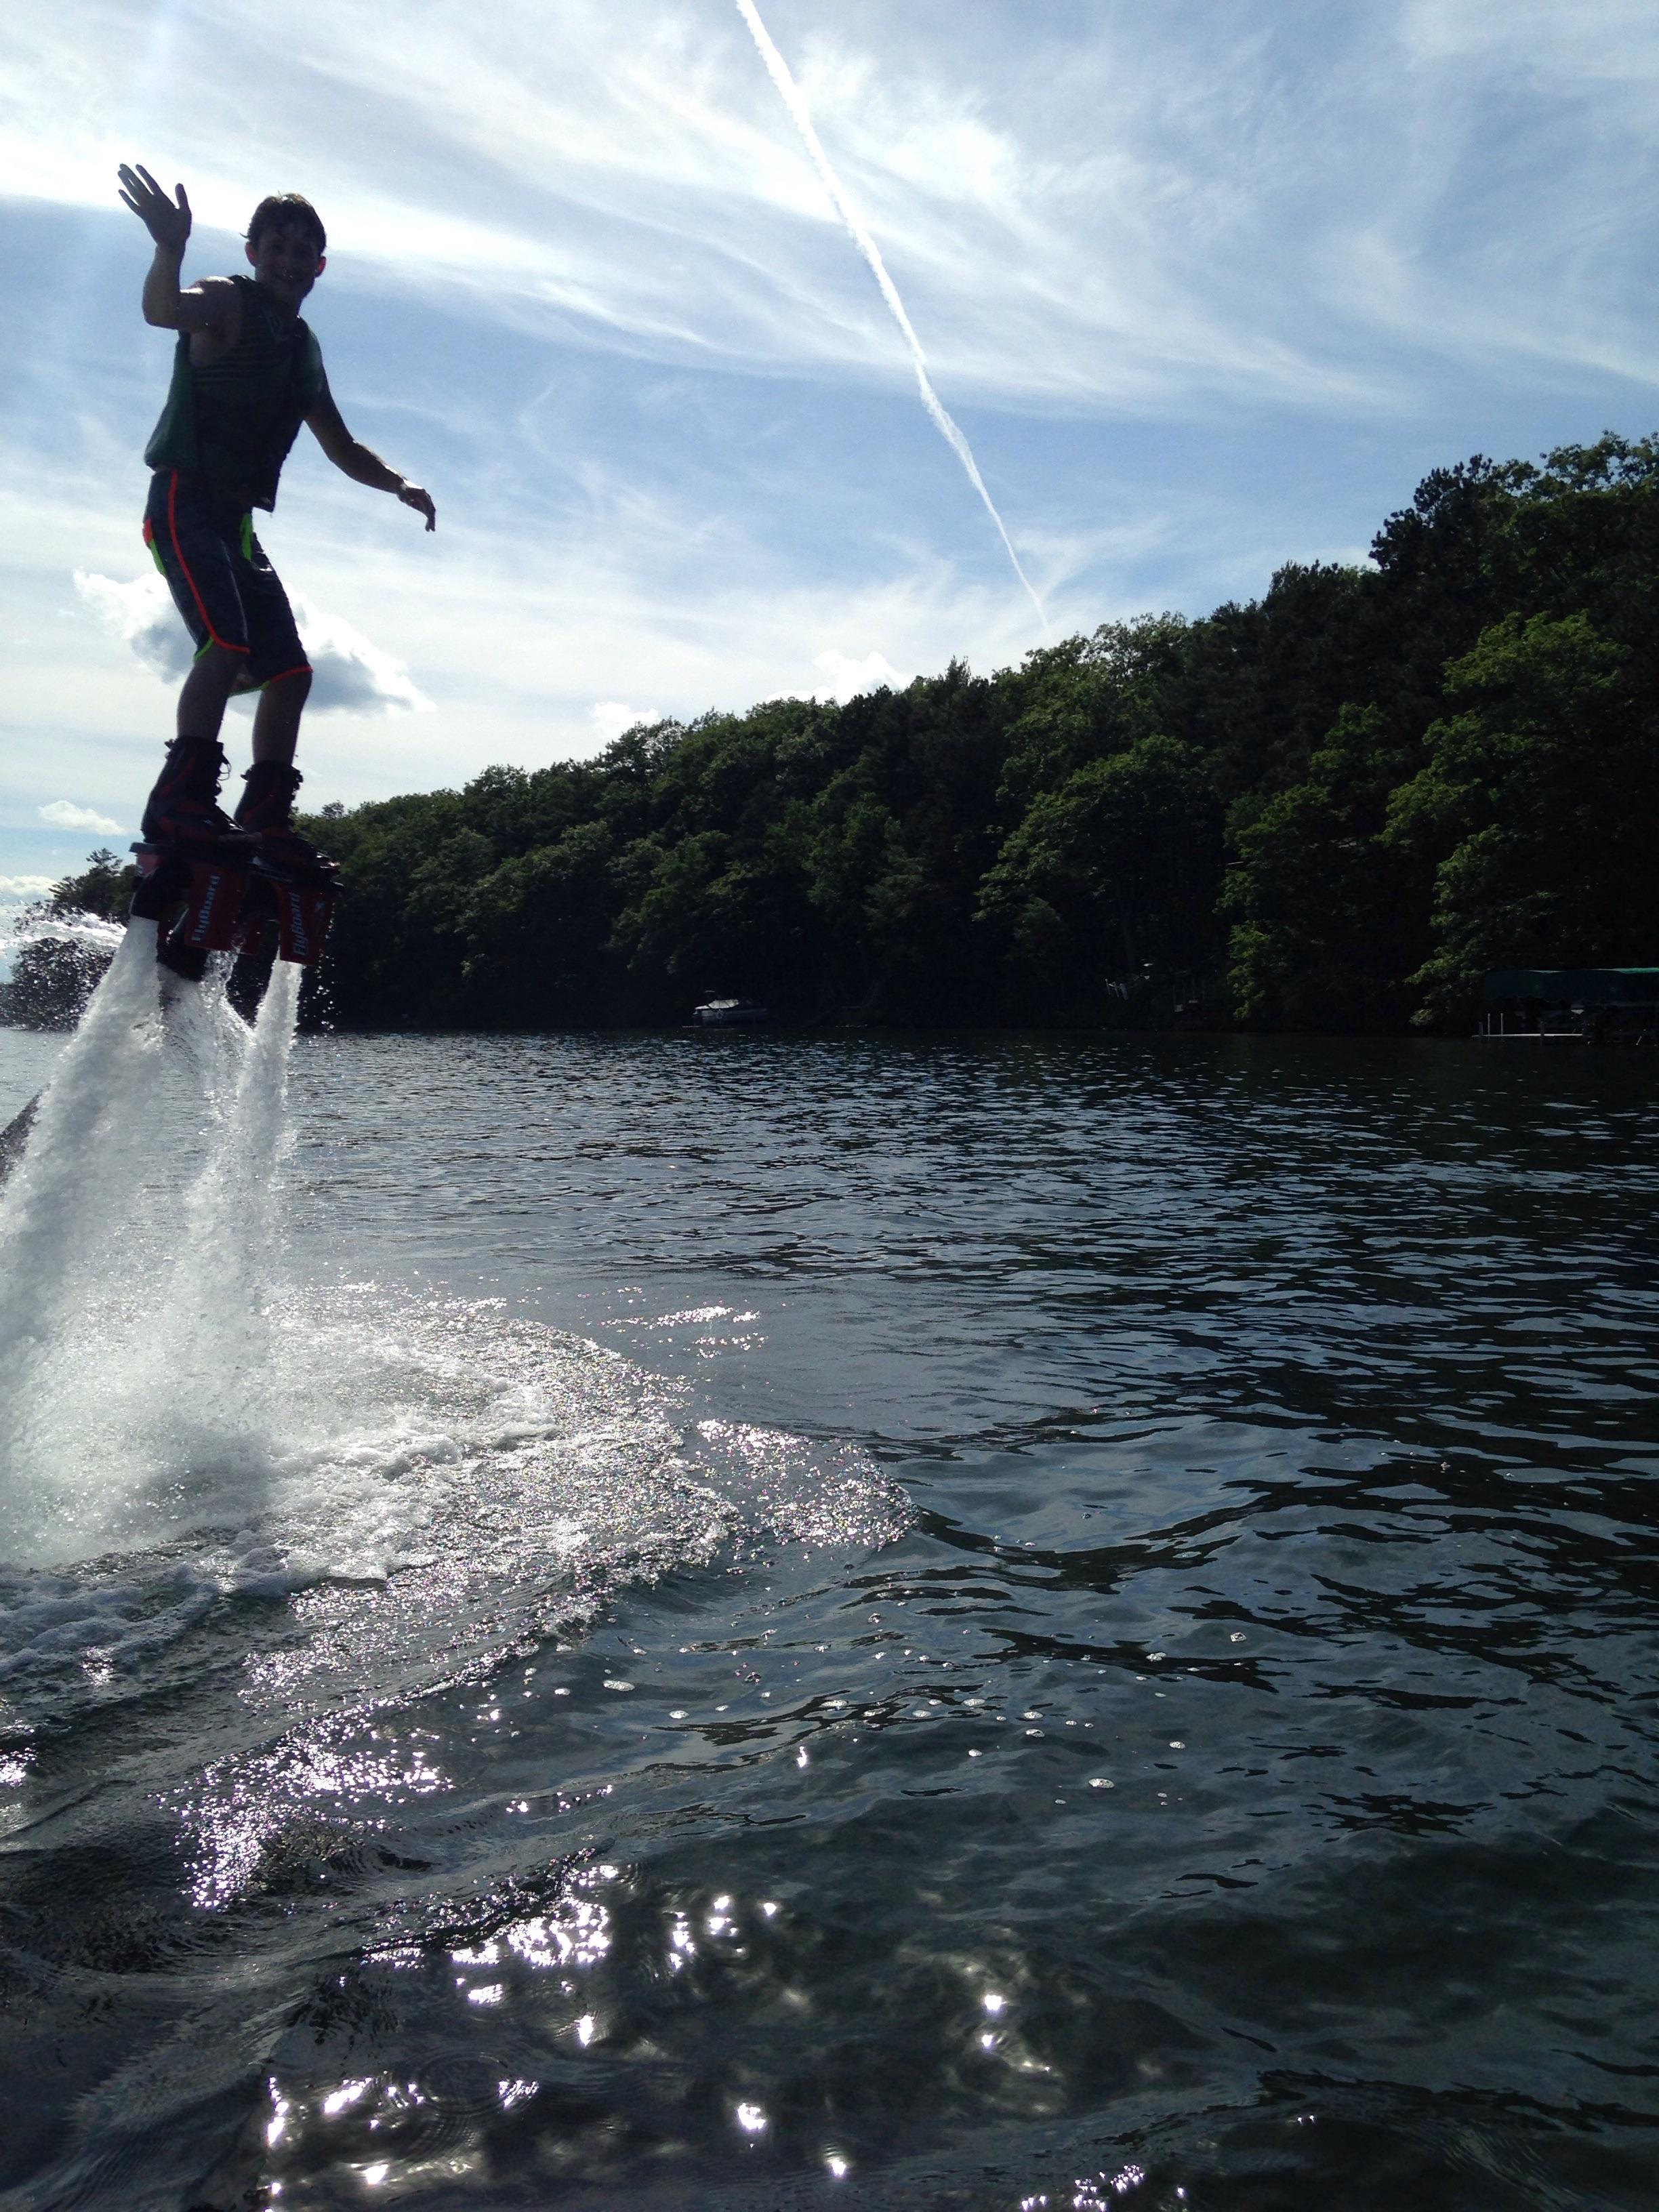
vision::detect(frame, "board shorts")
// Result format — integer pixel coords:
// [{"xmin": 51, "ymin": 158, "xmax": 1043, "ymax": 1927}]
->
[{"xmin": 142, "ymin": 468, "xmax": 310, "ymax": 691}]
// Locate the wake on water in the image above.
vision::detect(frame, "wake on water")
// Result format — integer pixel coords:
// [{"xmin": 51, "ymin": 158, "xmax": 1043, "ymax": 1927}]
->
[{"xmin": 0, "ymin": 928, "xmax": 906, "ymax": 1741}]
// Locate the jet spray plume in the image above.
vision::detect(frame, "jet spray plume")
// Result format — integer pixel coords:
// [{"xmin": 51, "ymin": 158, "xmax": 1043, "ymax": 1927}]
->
[{"xmin": 735, "ymin": 0, "xmax": 1048, "ymax": 634}]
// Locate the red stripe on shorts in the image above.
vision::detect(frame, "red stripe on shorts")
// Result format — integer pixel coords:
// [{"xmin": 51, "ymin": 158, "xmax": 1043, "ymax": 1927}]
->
[{"xmin": 166, "ymin": 470, "xmax": 249, "ymax": 655}]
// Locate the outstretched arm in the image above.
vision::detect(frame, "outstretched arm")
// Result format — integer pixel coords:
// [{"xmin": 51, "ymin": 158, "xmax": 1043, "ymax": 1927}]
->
[
  {"xmin": 306, "ymin": 383, "xmax": 436, "ymax": 530},
  {"xmin": 117, "ymin": 163, "xmax": 237, "ymax": 334}
]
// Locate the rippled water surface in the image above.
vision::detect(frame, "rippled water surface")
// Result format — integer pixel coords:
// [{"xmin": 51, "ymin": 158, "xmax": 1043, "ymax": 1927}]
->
[{"xmin": 2, "ymin": 1025, "xmax": 1658, "ymax": 2211}]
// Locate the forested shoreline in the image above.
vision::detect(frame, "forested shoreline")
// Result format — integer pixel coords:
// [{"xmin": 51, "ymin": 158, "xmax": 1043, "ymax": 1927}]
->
[{"xmin": 20, "ymin": 434, "xmax": 1659, "ymax": 1036}]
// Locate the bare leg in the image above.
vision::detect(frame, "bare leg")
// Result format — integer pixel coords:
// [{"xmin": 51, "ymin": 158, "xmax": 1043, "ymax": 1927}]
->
[
  {"xmin": 175, "ymin": 643, "xmax": 245, "ymax": 740},
  {"xmin": 250, "ymin": 668, "xmax": 312, "ymax": 766}
]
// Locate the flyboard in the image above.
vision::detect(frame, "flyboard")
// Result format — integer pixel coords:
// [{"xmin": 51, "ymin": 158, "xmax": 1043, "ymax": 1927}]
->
[{"xmin": 129, "ymin": 827, "xmax": 339, "ymax": 981}]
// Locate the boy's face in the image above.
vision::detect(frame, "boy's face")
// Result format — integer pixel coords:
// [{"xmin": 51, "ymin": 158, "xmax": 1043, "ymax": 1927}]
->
[{"xmin": 246, "ymin": 222, "xmax": 324, "ymax": 308}]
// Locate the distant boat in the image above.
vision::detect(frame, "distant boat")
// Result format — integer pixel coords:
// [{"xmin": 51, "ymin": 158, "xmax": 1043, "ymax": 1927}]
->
[{"xmin": 691, "ymin": 998, "xmax": 769, "ymax": 1027}]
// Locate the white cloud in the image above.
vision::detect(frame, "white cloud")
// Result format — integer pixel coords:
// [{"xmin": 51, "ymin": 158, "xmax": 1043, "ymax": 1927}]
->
[
  {"xmin": 0, "ymin": 877, "xmax": 56, "ymax": 901},
  {"xmin": 590, "ymin": 701, "xmax": 655, "ymax": 745},
  {"xmin": 813, "ymin": 648, "xmax": 907, "ymax": 701},
  {"xmin": 72, "ymin": 571, "xmax": 194, "ymax": 683},
  {"xmin": 72, "ymin": 571, "xmax": 431, "ymax": 717},
  {"xmin": 287, "ymin": 593, "xmax": 433, "ymax": 716},
  {"xmin": 38, "ymin": 801, "xmax": 122, "ymax": 835}
]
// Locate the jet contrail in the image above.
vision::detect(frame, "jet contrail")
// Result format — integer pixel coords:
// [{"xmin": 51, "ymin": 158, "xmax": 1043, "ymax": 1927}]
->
[{"xmin": 735, "ymin": 0, "xmax": 1048, "ymax": 633}]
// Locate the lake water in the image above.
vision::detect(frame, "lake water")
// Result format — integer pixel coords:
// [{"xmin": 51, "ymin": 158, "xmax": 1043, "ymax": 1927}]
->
[{"xmin": 1, "ymin": 1015, "xmax": 1657, "ymax": 2210}]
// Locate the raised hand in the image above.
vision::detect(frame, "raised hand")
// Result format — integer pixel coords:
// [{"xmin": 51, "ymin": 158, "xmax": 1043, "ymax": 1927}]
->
[{"xmin": 117, "ymin": 164, "xmax": 191, "ymax": 254}]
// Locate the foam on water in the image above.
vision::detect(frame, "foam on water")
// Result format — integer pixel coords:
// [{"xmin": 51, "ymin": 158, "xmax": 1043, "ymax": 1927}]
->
[{"xmin": 0, "ymin": 935, "xmax": 907, "ymax": 1729}]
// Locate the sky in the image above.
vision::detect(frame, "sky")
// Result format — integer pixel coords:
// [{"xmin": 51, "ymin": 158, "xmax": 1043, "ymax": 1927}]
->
[{"xmin": 2, "ymin": 0, "xmax": 1657, "ymax": 905}]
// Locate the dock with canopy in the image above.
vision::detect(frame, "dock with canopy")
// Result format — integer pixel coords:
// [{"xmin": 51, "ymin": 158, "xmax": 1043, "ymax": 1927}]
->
[{"xmin": 1480, "ymin": 968, "xmax": 1659, "ymax": 1042}]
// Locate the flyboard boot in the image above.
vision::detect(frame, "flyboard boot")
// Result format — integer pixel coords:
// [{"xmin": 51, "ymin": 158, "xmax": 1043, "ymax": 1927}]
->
[
  {"xmin": 130, "ymin": 737, "xmax": 258, "ymax": 981},
  {"xmin": 232, "ymin": 760, "xmax": 341, "ymax": 968}
]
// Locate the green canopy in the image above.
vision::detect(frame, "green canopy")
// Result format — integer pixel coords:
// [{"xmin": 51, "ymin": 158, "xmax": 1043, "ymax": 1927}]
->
[{"xmin": 1483, "ymin": 968, "xmax": 1659, "ymax": 1005}]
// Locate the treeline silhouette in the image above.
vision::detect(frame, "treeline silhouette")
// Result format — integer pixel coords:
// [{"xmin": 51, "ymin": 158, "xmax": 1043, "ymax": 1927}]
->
[{"xmin": 33, "ymin": 434, "xmax": 1659, "ymax": 1034}]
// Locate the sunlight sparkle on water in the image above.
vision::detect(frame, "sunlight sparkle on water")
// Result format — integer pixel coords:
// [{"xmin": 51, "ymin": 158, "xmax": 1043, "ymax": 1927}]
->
[
  {"xmin": 507, "ymin": 1893, "xmax": 613, "ymax": 1970},
  {"xmin": 186, "ymin": 1731, "xmax": 450, "ymax": 1910},
  {"xmin": 323, "ymin": 2078, "xmax": 373, "ymax": 2116},
  {"xmin": 7, "ymin": 1008, "xmax": 1642, "ymax": 2207}
]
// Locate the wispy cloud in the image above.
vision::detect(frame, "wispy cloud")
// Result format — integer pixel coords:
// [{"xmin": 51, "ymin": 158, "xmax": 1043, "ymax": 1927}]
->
[
  {"xmin": 7, "ymin": 0, "xmax": 1655, "ymax": 410},
  {"xmin": 735, "ymin": 0, "xmax": 1046, "ymax": 632}
]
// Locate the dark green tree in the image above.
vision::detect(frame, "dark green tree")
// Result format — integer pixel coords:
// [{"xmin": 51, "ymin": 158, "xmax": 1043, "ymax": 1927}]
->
[
  {"xmin": 1222, "ymin": 706, "xmax": 1433, "ymax": 1031},
  {"xmin": 277, "ymin": 432, "xmax": 1659, "ymax": 1037},
  {"xmin": 1385, "ymin": 612, "xmax": 1659, "ymax": 1023},
  {"xmin": 979, "ymin": 735, "xmax": 1222, "ymax": 1017}
]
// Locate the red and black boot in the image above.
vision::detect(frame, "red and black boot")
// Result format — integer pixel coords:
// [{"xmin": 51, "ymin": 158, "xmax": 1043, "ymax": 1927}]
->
[
  {"xmin": 233, "ymin": 759, "xmax": 340, "ymax": 968},
  {"xmin": 132, "ymin": 736, "xmax": 256, "ymax": 980},
  {"xmin": 234, "ymin": 760, "xmax": 328, "ymax": 878},
  {"xmin": 139, "ymin": 736, "xmax": 247, "ymax": 855}
]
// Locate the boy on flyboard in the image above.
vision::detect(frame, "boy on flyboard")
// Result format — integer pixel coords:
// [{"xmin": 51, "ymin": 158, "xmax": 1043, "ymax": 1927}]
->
[{"xmin": 117, "ymin": 163, "xmax": 435, "ymax": 978}]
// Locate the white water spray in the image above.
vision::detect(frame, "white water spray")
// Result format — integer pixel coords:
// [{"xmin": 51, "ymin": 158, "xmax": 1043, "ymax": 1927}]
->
[
  {"xmin": 158, "ymin": 959, "xmax": 304, "ymax": 1463},
  {"xmin": 0, "ymin": 933, "xmax": 910, "ymax": 1734},
  {"xmin": 0, "ymin": 905, "xmax": 126, "ymax": 964},
  {"xmin": 0, "ymin": 930, "xmax": 307, "ymax": 1544},
  {"xmin": 735, "ymin": 0, "xmax": 1048, "ymax": 634},
  {"xmin": 0, "ymin": 920, "xmax": 169, "ymax": 1385}
]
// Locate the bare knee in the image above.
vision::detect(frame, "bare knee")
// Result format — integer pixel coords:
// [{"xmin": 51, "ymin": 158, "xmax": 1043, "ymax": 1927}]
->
[
  {"xmin": 175, "ymin": 643, "xmax": 245, "ymax": 739},
  {"xmin": 257, "ymin": 665, "xmax": 312, "ymax": 733},
  {"xmin": 180, "ymin": 642, "xmax": 245, "ymax": 697},
  {"xmin": 250, "ymin": 663, "xmax": 312, "ymax": 764}
]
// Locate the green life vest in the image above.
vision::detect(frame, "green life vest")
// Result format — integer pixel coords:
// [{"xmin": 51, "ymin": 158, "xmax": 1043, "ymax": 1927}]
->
[{"xmin": 144, "ymin": 274, "xmax": 325, "ymax": 513}]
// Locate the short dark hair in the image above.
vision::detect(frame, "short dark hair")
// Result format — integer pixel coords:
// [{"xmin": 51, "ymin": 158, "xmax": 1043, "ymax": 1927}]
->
[{"xmin": 247, "ymin": 193, "xmax": 327, "ymax": 254}]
